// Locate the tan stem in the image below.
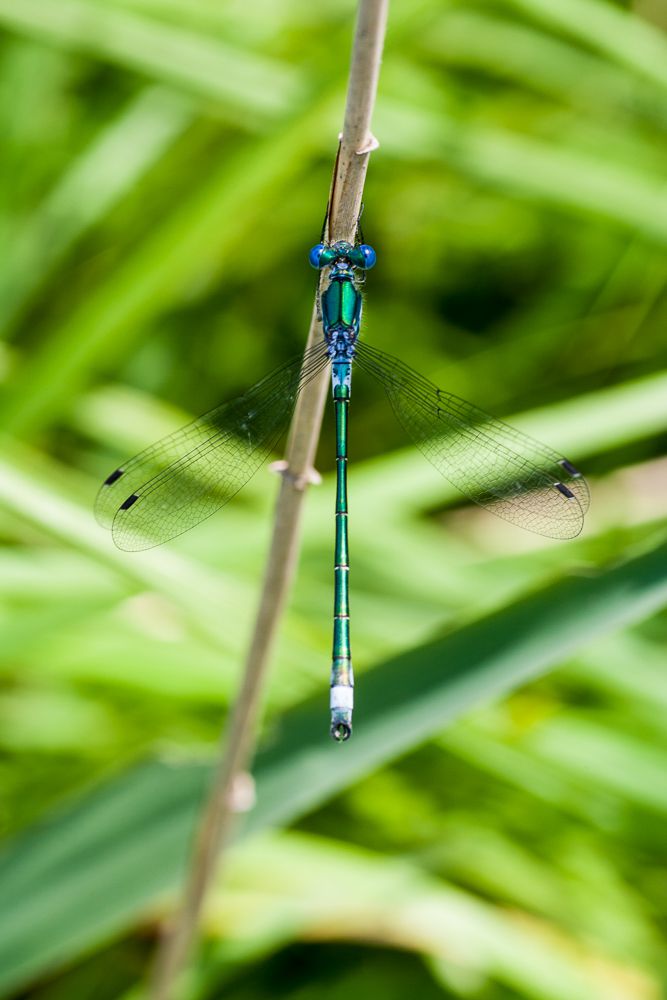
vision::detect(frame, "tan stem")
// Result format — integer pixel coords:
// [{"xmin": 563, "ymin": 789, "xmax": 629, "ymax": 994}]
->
[{"xmin": 148, "ymin": 2, "xmax": 388, "ymax": 997}]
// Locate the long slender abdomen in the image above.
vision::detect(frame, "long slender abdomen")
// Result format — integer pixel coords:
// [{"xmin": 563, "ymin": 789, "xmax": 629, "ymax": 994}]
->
[{"xmin": 330, "ymin": 360, "xmax": 353, "ymax": 741}]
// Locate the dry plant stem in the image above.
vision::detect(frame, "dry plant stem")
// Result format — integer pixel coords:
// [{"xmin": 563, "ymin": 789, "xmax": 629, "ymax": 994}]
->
[{"xmin": 148, "ymin": 2, "xmax": 388, "ymax": 998}]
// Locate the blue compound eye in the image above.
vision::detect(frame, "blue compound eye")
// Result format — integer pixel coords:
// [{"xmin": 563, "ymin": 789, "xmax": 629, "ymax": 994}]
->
[
  {"xmin": 309, "ymin": 244, "xmax": 339, "ymax": 269},
  {"xmin": 308, "ymin": 243, "xmax": 327, "ymax": 269},
  {"xmin": 359, "ymin": 244, "xmax": 377, "ymax": 269},
  {"xmin": 349, "ymin": 244, "xmax": 376, "ymax": 269}
]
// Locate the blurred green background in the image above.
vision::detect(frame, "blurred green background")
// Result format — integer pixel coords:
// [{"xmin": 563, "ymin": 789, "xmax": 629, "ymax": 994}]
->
[{"xmin": 0, "ymin": 0, "xmax": 666, "ymax": 998}]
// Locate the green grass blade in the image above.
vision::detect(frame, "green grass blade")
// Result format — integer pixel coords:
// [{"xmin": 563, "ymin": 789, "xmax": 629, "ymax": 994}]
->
[
  {"xmin": 423, "ymin": 11, "xmax": 665, "ymax": 122},
  {"xmin": 379, "ymin": 103, "xmax": 667, "ymax": 246},
  {"xmin": 0, "ymin": 86, "xmax": 192, "ymax": 339},
  {"xmin": 505, "ymin": 0, "xmax": 667, "ymax": 91},
  {"xmin": 0, "ymin": 94, "xmax": 338, "ymax": 436},
  {"xmin": 0, "ymin": 0, "xmax": 302, "ymax": 123},
  {"xmin": 196, "ymin": 831, "xmax": 650, "ymax": 1000}
]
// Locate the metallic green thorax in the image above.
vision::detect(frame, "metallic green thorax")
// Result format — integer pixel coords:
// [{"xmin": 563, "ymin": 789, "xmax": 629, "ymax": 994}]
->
[{"xmin": 322, "ymin": 272, "xmax": 361, "ymax": 331}]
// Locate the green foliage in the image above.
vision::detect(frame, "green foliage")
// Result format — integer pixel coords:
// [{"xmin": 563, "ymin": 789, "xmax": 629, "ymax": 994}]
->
[{"xmin": 0, "ymin": 1, "xmax": 665, "ymax": 999}]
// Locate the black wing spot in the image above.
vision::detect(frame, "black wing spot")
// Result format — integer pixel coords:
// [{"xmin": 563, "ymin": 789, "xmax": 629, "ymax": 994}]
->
[
  {"xmin": 559, "ymin": 459, "xmax": 581, "ymax": 478},
  {"xmin": 554, "ymin": 482, "xmax": 575, "ymax": 499},
  {"xmin": 120, "ymin": 493, "xmax": 139, "ymax": 510},
  {"xmin": 104, "ymin": 468, "xmax": 124, "ymax": 486}
]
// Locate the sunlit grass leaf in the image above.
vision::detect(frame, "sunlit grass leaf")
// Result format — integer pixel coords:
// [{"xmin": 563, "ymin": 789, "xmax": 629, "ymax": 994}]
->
[
  {"xmin": 379, "ymin": 102, "xmax": 667, "ymax": 246},
  {"xmin": 0, "ymin": 86, "xmax": 192, "ymax": 339},
  {"xmin": 0, "ymin": 95, "xmax": 339, "ymax": 435},
  {"xmin": 0, "ymin": 0, "xmax": 303, "ymax": 122},
  {"xmin": 503, "ymin": 0, "xmax": 667, "ymax": 91},
  {"xmin": 197, "ymin": 831, "xmax": 654, "ymax": 1000}
]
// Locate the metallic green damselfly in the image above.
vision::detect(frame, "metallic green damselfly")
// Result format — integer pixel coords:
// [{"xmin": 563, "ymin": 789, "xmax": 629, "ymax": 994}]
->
[{"xmin": 97, "ymin": 239, "xmax": 588, "ymax": 741}]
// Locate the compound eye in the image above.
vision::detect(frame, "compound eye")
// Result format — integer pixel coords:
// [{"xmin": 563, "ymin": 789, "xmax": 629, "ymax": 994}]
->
[
  {"xmin": 350, "ymin": 244, "xmax": 376, "ymax": 269},
  {"xmin": 309, "ymin": 244, "xmax": 338, "ymax": 269},
  {"xmin": 359, "ymin": 244, "xmax": 377, "ymax": 269},
  {"xmin": 308, "ymin": 243, "xmax": 327, "ymax": 269}
]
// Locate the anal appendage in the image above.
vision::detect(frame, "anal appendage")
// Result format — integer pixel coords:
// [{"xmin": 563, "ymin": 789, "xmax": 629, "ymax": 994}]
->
[{"xmin": 330, "ymin": 680, "xmax": 353, "ymax": 742}]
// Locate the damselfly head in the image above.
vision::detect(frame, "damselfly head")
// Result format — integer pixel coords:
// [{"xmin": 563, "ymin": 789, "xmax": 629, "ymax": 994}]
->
[{"xmin": 309, "ymin": 241, "xmax": 377, "ymax": 271}]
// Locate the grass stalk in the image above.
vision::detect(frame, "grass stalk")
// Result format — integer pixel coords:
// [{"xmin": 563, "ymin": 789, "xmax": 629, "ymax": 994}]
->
[{"xmin": 147, "ymin": 2, "xmax": 388, "ymax": 997}]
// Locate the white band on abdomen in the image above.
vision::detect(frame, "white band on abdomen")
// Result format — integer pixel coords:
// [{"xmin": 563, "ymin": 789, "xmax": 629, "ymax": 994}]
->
[{"xmin": 330, "ymin": 685, "xmax": 354, "ymax": 710}]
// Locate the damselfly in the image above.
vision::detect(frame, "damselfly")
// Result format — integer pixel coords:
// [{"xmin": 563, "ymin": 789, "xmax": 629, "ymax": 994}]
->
[{"xmin": 96, "ymin": 239, "xmax": 588, "ymax": 742}]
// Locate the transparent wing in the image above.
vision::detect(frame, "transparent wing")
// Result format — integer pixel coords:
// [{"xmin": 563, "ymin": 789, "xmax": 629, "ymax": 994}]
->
[
  {"xmin": 96, "ymin": 342, "xmax": 330, "ymax": 551},
  {"xmin": 355, "ymin": 342, "xmax": 588, "ymax": 539}
]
